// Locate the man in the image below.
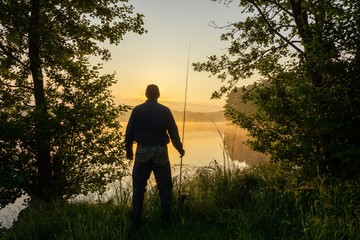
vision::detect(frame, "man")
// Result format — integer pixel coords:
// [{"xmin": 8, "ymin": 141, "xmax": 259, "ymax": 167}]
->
[{"xmin": 125, "ymin": 84, "xmax": 185, "ymax": 229}]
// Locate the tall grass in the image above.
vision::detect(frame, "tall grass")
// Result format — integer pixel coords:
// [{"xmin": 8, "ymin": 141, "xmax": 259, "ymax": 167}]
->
[
  {"xmin": 1, "ymin": 162, "xmax": 359, "ymax": 240},
  {"xmin": 182, "ymin": 161, "xmax": 359, "ymax": 240}
]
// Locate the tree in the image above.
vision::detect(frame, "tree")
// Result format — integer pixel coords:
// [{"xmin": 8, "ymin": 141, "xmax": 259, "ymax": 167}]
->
[
  {"xmin": 0, "ymin": 0, "xmax": 146, "ymax": 208},
  {"xmin": 195, "ymin": 0, "xmax": 360, "ymax": 178},
  {"xmin": 225, "ymin": 84, "xmax": 256, "ymax": 114}
]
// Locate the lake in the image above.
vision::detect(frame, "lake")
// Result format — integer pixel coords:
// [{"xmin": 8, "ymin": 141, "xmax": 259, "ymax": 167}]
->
[
  {"xmin": 167, "ymin": 121, "xmax": 268, "ymax": 168},
  {"xmin": 0, "ymin": 121, "xmax": 268, "ymax": 228}
]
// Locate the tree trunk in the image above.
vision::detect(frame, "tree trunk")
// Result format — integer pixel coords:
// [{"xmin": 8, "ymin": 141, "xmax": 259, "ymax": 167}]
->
[
  {"xmin": 289, "ymin": 0, "xmax": 323, "ymax": 87},
  {"xmin": 29, "ymin": 0, "xmax": 53, "ymax": 202}
]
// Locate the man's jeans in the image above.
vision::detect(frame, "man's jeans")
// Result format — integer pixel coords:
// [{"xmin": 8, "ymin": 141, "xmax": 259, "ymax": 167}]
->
[{"xmin": 132, "ymin": 145, "xmax": 172, "ymax": 228}]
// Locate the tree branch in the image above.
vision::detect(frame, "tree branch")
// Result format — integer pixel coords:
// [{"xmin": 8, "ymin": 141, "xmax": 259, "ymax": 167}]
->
[
  {"xmin": 266, "ymin": 0, "xmax": 294, "ymax": 17},
  {"xmin": 0, "ymin": 42, "xmax": 28, "ymax": 68},
  {"xmin": 248, "ymin": 0, "xmax": 304, "ymax": 54},
  {"xmin": 1, "ymin": 80, "xmax": 34, "ymax": 91}
]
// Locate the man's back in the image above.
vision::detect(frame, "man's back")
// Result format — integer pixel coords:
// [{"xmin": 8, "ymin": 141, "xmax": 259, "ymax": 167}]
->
[
  {"xmin": 128, "ymin": 99, "xmax": 173, "ymax": 145},
  {"xmin": 125, "ymin": 99, "xmax": 182, "ymax": 154}
]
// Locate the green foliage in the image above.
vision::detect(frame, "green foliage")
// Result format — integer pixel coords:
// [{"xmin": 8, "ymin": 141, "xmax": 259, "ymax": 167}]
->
[
  {"xmin": 0, "ymin": 0, "xmax": 146, "ymax": 207},
  {"xmin": 2, "ymin": 163, "xmax": 359, "ymax": 240},
  {"xmin": 1, "ymin": 201, "xmax": 131, "ymax": 240},
  {"xmin": 195, "ymin": 0, "xmax": 360, "ymax": 178}
]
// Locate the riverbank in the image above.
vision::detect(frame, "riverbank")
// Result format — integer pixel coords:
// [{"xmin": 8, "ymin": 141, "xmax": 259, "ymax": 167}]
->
[{"xmin": 1, "ymin": 162, "xmax": 359, "ymax": 240}]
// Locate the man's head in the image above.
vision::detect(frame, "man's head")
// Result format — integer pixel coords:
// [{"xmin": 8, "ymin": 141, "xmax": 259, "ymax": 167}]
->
[{"xmin": 145, "ymin": 84, "xmax": 160, "ymax": 99}]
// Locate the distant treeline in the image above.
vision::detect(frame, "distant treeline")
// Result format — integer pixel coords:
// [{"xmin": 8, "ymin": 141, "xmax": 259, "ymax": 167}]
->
[
  {"xmin": 172, "ymin": 110, "xmax": 226, "ymax": 122},
  {"xmin": 118, "ymin": 110, "xmax": 226, "ymax": 122}
]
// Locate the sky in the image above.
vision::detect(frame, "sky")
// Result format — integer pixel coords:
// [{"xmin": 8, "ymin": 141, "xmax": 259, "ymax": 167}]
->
[{"xmin": 100, "ymin": 0, "xmax": 255, "ymax": 112}]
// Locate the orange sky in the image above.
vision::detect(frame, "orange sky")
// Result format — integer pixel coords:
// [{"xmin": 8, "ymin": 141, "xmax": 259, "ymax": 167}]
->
[{"xmin": 97, "ymin": 0, "xmax": 256, "ymax": 112}]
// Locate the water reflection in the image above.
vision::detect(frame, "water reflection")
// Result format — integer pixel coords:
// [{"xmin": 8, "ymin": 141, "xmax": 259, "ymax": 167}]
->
[
  {"xmin": 223, "ymin": 124, "xmax": 269, "ymax": 166},
  {"xmin": 168, "ymin": 122, "xmax": 268, "ymax": 169}
]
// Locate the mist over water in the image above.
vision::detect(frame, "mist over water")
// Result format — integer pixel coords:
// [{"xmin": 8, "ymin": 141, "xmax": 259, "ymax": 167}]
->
[{"xmin": 168, "ymin": 121, "xmax": 268, "ymax": 168}]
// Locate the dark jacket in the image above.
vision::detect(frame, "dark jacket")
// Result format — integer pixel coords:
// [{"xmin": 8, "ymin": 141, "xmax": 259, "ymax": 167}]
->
[{"xmin": 125, "ymin": 99, "xmax": 183, "ymax": 156}]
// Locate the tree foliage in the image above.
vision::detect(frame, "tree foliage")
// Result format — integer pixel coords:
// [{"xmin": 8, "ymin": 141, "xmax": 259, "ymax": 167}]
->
[
  {"xmin": 195, "ymin": 0, "xmax": 360, "ymax": 178},
  {"xmin": 0, "ymin": 0, "xmax": 146, "ymax": 208}
]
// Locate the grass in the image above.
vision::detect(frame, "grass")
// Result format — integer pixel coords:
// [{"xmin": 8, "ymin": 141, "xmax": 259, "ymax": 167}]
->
[{"xmin": 1, "ymin": 162, "xmax": 359, "ymax": 240}]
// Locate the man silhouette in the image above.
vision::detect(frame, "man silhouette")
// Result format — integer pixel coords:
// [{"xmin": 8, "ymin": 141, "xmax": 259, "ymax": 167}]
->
[{"xmin": 125, "ymin": 84, "xmax": 185, "ymax": 229}]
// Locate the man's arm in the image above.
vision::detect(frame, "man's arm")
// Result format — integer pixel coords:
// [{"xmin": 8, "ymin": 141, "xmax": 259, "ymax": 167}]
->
[
  {"xmin": 125, "ymin": 111, "xmax": 135, "ymax": 160},
  {"xmin": 167, "ymin": 112, "xmax": 185, "ymax": 157}
]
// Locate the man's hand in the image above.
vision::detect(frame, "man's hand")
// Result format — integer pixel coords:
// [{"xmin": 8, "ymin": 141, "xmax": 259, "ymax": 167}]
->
[
  {"xmin": 126, "ymin": 152, "xmax": 134, "ymax": 160},
  {"xmin": 179, "ymin": 149, "xmax": 185, "ymax": 158}
]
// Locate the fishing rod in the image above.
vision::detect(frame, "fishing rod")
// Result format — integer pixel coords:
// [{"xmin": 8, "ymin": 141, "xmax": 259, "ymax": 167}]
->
[{"xmin": 178, "ymin": 42, "xmax": 191, "ymax": 202}]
